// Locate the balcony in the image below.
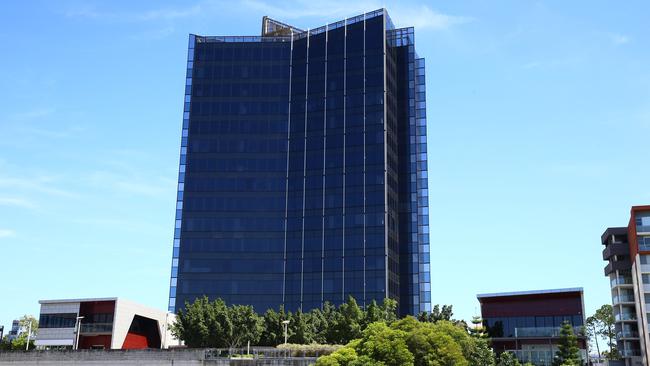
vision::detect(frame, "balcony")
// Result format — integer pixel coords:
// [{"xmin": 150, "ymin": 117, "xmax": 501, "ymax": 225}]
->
[
  {"xmin": 619, "ymin": 348, "xmax": 642, "ymax": 357},
  {"xmin": 508, "ymin": 349, "xmax": 587, "ymax": 366},
  {"xmin": 507, "ymin": 350, "xmax": 554, "ymax": 366},
  {"xmin": 616, "ymin": 330, "xmax": 639, "ymax": 339},
  {"xmin": 603, "ymin": 244, "xmax": 629, "ymax": 260},
  {"xmin": 612, "ymin": 295, "xmax": 635, "ymax": 304},
  {"xmin": 605, "ymin": 261, "xmax": 631, "ymax": 275},
  {"xmin": 611, "ymin": 276, "xmax": 634, "ymax": 287},
  {"xmin": 514, "ymin": 327, "xmax": 584, "ymax": 338},
  {"xmin": 80, "ymin": 323, "xmax": 113, "ymax": 334},
  {"xmin": 615, "ymin": 313, "xmax": 637, "ymax": 322}
]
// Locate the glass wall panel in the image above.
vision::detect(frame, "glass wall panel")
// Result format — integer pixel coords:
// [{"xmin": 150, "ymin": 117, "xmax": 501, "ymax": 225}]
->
[{"xmin": 172, "ymin": 10, "xmax": 430, "ymax": 316}]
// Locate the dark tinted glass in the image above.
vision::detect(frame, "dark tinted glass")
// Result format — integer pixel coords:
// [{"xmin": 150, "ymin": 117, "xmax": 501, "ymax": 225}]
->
[{"xmin": 172, "ymin": 11, "xmax": 431, "ymax": 317}]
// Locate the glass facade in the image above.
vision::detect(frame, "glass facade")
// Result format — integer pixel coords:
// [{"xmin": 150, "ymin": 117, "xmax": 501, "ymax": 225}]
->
[
  {"xmin": 484, "ymin": 315, "xmax": 584, "ymax": 338},
  {"xmin": 169, "ymin": 9, "xmax": 430, "ymax": 316},
  {"xmin": 39, "ymin": 313, "xmax": 77, "ymax": 328}
]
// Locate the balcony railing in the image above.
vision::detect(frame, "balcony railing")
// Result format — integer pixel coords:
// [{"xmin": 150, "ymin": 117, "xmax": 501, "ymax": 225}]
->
[
  {"xmin": 80, "ymin": 323, "xmax": 113, "ymax": 334},
  {"xmin": 613, "ymin": 295, "xmax": 635, "ymax": 304},
  {"xmin": 619, "ymin": 348, "xmax": 642, "ymax": 357},
  {"xmin": 617, "ymin": 330, "xmax": 639, "ymax": 339},
  {"xmin": 605, "ymin": 261, "xmax": 632, "ymax": 275},
  {"xmin": 615, "ymin": 313, "xmax": 637, "ymax": 321},
  {"xmin": 507, "ymin": 350, "xmax": 555, "ymax": 366},
  {"xmin": 611, "ymin": 277, "xmax": 633, "ymax": 286},
  {"xmin": 507, "ymin": 349, "xmax": 587, "ymax": 366},
  {"xmin": 514, "ymin": 327, "xmax": 584, "ymax": 338},
  {"xmin": 603, "ymin": 244, "xmax": 629, "ymax": 260}
]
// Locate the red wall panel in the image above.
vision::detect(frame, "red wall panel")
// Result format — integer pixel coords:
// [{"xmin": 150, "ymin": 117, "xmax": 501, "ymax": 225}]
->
[
  {"xmin": 480, "ymin": 292, "xmax": 583, "ymax": 318},
  {"xmin": 79, "ymin": 335, "xmax": 111, "ymax": 349},
  {"xmin": 630, "ymin": 206, "xmax": 650, "ymax": 258},
  {"xmin": 79, "ymin": 300, "xmax": 116, "ymax": 315},
  {"xmin": 122, "ymin": 332, "xmax": 149, "ymax": 349}
]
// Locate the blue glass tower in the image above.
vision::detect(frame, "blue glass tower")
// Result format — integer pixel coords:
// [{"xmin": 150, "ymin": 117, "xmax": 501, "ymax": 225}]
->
[{"xmin": 168, "ymin": 9, "xmax": 430, "ymax": 316}]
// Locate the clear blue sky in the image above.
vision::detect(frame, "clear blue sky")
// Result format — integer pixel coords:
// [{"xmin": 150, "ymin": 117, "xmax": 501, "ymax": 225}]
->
[{"xmin": 1, "ymin": 0, "xmax": 649, "ymax": 332}]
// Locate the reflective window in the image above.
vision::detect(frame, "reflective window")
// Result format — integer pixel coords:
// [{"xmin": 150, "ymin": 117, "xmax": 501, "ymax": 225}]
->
[
  {"xmin": 172, "ymin": 12, "xmax": 430, "ymax": 316},
  {"xmin": 39, "ymin": 313, "xmax": 78, "ymax": 328}
]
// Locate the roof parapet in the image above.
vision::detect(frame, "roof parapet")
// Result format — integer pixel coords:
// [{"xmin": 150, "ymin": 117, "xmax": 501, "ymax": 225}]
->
[
  {"xmin": 261, "ymin": 16, "xmax": 304, "ymax": 36},
  {"xmin": 477, "ymin": 287, "xmax": 584, "ymax": 300}
]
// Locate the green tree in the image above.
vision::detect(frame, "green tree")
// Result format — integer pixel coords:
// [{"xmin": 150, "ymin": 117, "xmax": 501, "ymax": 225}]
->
[
  {"xmin": 589, "ymin": 304, "xmax": 616, "ymax": 359},
  {"xmin": 18, "ymin": 315, "xmax": 38, "ymax": 337},
  {"xmin": 379, "ymin": 298, "xmax": 398, "ymax": 324},
  {"xmin": 332, "ymin": 297, "xmax": 364, "ymax": 344},
  {"xmin": 309, "ymin": 307, "xmax": 329, "ymax": 344},
  {"xmin": 9, "ymin": 315, "xmax": 39, "ymax": 351},
  {"xmin": 0, "ymin": 335, "xmax": 11, "ymax": 351},
  {"xmin": 497, "ymin": 352, "xmax": 521, "ymax": 366},
  {"xmin": 430, "ymin": 320, "xmax": 475, "ymax": 359},
  {"xmin": 468, "ymin": 338, "xmax": 495, "ymax": 366},
  {"xmin": 322, "ymin": 301, "xmax": 342, "ymax": 344},
  {"xmin": 469, "ymin": 316, "xmax": 488, "ymax": 339},
  {"xmin": 11, "ymin": 334, "xmax": 35, "ymax": 351},
  {"xmin": 467, "ymin": 315, "xmax": 496, "ymax": 366},
  {"xmin": 259, "ymin": 307, "xmax": 288, "ymax": 346},
  {"xmin": 553, "ymin": 321, "xmax": 582, "ymax": 366},
  {"xmin": 409, "ymin": 323, "xmax": 467, "ymax": 366},
  {"xmin": 601, "ymin": 349, "xmax": 619, "ymax": 360},
  {"xmin": 171, "ymin": 296, "xmax": 229, "ymax": 347},
  {"xmin": 418, "ymin": 305, "xmax": 454, "ymax": 323},
  {"xmin": 363, "ymin": 298, "xmax": 398, "ymax": 328},
  {"xmin": 226, "ymin": 304, "xmax": 263, "ymax": 348},
  {"xmin": 288, "ymin": 309, "xmax": 314, "ymax": 344},
  {"xmin": 317, "ymin": 315, "xmax": 484, "ymax": 366},
  {"xmin": 205, "ymin": 298, "xmax": 232, "ymax": 347},
  {"xmin": 364, "ymin": 300, "xmax": 384, "ymax": 327},
  {"xmin": 391, "ymin": 316, "xmax": 421, "ymax": 333},
  {"xmin": 171, "ymin": 297, "xmax": 262, "ymax": 348},
  {"xmin": 391, "ymin": 317, "xmax": 470, "ymax": 366},
  {"xmin": 315, "ymin": 347, "xmax": 360, "ymax": 366},
  {"xmin": 585, "ymin": 316, "xmax": 600, "ymax": 359},
  {"xmin": 355, "ymin": 322, "xmax": 413, "ymax": 366}
]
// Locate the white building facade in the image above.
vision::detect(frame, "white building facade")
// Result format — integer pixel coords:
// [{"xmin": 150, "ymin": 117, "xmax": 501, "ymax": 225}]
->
[{"xmin": 35, "ymin": 297, "xmax": 179, "ymax": 350}]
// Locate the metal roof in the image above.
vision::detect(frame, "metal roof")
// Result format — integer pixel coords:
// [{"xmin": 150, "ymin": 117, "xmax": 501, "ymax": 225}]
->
[
  {"xmin": 476, "ymin": 287, "xmax": 583, "ymax": 300},
  {"xmin": 38, "ymin": 297, "xmax": 118, "ymax": 304}
]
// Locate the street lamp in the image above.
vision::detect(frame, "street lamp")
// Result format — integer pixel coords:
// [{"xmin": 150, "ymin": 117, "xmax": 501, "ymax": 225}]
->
[
  {"xmin": 74, "ymin": 316, "xmax": 84, "ymax": 350},
  {"xmin": 25, "ymin": 322, "xmax": 32, "ymax": 351},
  {"xmin": 282, "ymin": 320, "xmax": 290, "ymax": 345},
  {"xmin": 163, "ymin": 312, "xmax": 171, "ymax": 349}
]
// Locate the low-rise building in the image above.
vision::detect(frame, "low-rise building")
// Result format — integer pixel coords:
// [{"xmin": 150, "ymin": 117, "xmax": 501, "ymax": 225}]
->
[
  {"xmin": 34, "ymin": 297, "xmax": 179, "ymax": 350},
  {"xmin": 477, "ymin": 288, "xmax": 587, "ymax": 365}
]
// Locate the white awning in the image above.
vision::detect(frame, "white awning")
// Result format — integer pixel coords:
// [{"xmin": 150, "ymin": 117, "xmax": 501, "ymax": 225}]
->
[{"xmin": 35, "ymin": 339, "xmax": 74, "ymax": 346}]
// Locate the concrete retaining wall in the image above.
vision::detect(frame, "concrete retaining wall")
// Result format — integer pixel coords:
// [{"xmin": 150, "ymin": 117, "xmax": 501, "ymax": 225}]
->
[{"xmin": 0, "ymin": 349, "xmax": 317, "ymax": 366}]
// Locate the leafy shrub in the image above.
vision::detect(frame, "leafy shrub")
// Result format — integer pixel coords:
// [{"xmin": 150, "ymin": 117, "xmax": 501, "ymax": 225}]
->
[{"xmin": 276, "ymin": 343, "xmax": 342, "ymax": 357}]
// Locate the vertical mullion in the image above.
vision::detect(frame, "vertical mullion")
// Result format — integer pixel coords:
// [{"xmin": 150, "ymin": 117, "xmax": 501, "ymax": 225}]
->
[
  {"xmin": 342, "ymin": 20, "xmax": 347, "ymax": 303},
  {"xmin": 382, "ymin": 10, "xmax": 389, "ymax": 303},
  {"xmin": 321, "ymin": 26, "xmax": 328, "ymax": 309},
  {"xmin": 283, "ymin": 32, "xmax": 295, "ymax": 306},
  {"xmin": 300, "ymin": 32, "xmax": 310, "ymax": 310},
  {"xmin": 362, "ymin": 15, "xmax": 367, "ymax": 308}
]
